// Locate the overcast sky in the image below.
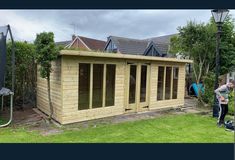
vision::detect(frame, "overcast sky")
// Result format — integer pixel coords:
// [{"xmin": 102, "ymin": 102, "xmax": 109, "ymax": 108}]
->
[{"xmin": 0, "ymin": 10, "xmax": 234, "ymax": 42}]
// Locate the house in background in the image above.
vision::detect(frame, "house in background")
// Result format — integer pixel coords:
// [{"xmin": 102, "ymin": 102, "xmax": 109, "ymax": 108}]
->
[
  {"xmin": 56, "ymin": 35, "xmax": 106, "ymax": 51},
  {"xmin": 104, "ymin": 34, "xmax": 176, "ymax": 57},
  {"xmin": 226, "ymin": 71, "xmax": 235, "ymax": 83}
]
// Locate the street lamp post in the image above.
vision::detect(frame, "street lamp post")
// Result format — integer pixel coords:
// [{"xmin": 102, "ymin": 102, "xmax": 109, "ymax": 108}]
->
[{"xmin": 211, "ymin": 9, "xmax": 229, "ymax": 117}]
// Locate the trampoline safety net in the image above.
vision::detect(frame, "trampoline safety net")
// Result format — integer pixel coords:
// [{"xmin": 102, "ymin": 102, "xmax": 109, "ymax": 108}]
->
[
  {"xmin": 0, "ymin": 25, "xmax": 15, "ymax": 128},
  {"xmin": 0, "ymin": 26, "xmax": 8, "ymax": 90}
]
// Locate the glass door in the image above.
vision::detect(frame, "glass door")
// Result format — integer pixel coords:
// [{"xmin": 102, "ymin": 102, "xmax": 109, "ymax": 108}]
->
[
  {"xmin": 139, "ymin": 64, "xmax": 150, "ymax": 111},
  {"xmin": 126, "ymin": 64, "xmax": 137, "ymax": 112},
  {"xmin": 126, "ymin": 63, "xmax": 150, "ymax": 112}
]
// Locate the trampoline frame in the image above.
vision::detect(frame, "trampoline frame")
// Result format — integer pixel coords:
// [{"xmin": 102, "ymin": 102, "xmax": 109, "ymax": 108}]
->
[{"xmin": 0, "ymin": 25, "xmax": 15, "ymax": 128}]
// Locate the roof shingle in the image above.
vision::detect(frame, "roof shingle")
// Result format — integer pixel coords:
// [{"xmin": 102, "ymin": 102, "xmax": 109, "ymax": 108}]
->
[
  {"xmin": 108, "ymin": 36, "xmax": 149, "ymax": 55},
  {"xmin": 107, "ymin": 34, "xmax": 177, "ymax": 56},
  {"xmin": 55, "ymin": 40, "xmax": 71, "ymax": 47},
  {"xmin": 78, "ymin": 36, "xmax": 106, "ymax": 51},
  {"xmin": 56, "ymin": 35, "xmax": 106, "ymax": 51}
]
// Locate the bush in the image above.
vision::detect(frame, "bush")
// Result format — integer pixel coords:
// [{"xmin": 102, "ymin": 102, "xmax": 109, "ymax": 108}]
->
[
  {"xmin": 202, "ymin": 72, "xmax": 215, "ymax": 105},
  {"xmin": 202, "ymin": 72, "xmax": 234, "ymax": 115},
  {"xmin": 228, "ymin": 91, "xmax": 234, "ymax": 115},
  {"xmin": 6, "ymin": 41, "xmax": 37, "ymax": 107}
]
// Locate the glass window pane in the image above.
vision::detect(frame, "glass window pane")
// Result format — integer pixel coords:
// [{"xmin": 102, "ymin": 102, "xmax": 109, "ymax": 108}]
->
[
  {"xmin": 165, "ymin": 67, "xmax": 172, "ymax": 100},
  {"xmin": 105, "ymin": 64, "xmax": 116, "ymax": 107},
  {"xmin": 129, "ymin": 65, "xmax": 137, "ymax": 104},
  {"xmin": 172, "ymin": 67, "xmax": 179, "ymax": 99},
  {"xmin": 157, "ymin": 66, "xmax": 164, "ymax": 100},
  {"xmin": 140, "ymin": 65, "xmax": 147, "ymax": 102},
  {"xmin": 92, "ymin": 64, "xmax": 104, "ymax": 108},
  {"xmin": 78, "ymin": 63, "xmax": 90, "ymax": 110},
  {"xmin": 106, "ymin": 41, "xmax": 111, "ymax": 51}
]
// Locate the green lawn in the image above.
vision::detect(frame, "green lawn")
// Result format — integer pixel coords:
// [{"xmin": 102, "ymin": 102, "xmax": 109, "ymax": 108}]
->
[{"xmin": 0, "ymin": 114, "xmax": 234, "ymax": 143}]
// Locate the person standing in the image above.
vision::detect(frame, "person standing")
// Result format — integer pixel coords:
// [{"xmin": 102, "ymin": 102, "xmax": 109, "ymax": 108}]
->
[{"xmin": 214, "ymin": 80, "xmax": 235, "ymax": 127}]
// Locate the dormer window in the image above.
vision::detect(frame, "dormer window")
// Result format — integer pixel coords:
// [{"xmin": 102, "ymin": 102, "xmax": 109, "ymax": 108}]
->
[
  {"xmin": 106, "ymin": 40, "xmax": 117, "ymax": 53},
  {"xmin": 144, "ymin": 42, "xmax": 161, "ymax": 57}
]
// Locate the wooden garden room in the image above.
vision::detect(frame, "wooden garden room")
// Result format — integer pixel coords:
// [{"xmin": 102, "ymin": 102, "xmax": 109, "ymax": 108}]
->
[{"xmin": 37, "ymin": 50, "xmax": 192, "ymax": 124}]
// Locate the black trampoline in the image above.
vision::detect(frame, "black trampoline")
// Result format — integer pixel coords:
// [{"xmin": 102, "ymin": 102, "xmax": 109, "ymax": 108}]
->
[{"xmin": 0, "ymin": 25, "xmax": 15, "ymax": 127}]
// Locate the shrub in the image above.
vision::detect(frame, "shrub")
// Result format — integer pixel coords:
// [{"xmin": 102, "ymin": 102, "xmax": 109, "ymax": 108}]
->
[
  {"xmin": 202, "ymin": 72, "xmax": 215, "ymax": 105},
  {"xmin": 5, "ymin": 41, "xmax": 37, "ymax": 108},
  {"xmin": 228, "ymin": 91, "xmax": 234, "ymax": 115}
]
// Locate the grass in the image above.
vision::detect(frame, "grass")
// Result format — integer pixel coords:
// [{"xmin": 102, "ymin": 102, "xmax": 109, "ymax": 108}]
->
[{"xmin": 0, "ymin": 114, "xmax": 234, "ymax": 143}]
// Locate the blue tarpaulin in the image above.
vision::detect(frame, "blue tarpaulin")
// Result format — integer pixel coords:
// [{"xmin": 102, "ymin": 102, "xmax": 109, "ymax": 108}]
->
[{"xmin": 191, "ymin": 83, "xmax": 204, "ymax": 97}]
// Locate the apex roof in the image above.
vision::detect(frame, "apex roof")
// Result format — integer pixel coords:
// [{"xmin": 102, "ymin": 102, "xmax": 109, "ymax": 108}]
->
[
  {"xmin": 56, "ymin": 35, "xmax": 106, "ymax": 51},
  {"xmin": 78, "ymin": 36, "xmax": 106, "ymax": 51}
]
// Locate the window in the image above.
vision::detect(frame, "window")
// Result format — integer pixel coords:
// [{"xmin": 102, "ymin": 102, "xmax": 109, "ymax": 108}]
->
[
  {"xmin": 140, "ymin": 65, "xmax": 147, "ymax": 102},
  {"xmin": 165, "ymin": 67, "xmax": 172, "ymax": 100},
  {"xmin": 78, "ymin": 63, "xmax": 90, "ymax": 110},
  {"xmin": 129, "ymin": 65, "xmax": 137, "ymax": 104},
  {"xmin": 105, "ymin": 64, "xmax": 116, "ymax": 107},
  {"xmin": 106, "ymin": 40, "xmax": 117, "ymax": 53},
  {"xmin": 145, "ymin": 45, "xmax": 161, "ymax": 57},
  {"xmin": 157, "ymin": 66, "xmax": 179, "ymax": 101},
  {"xmin": 92, "ymin": 64, "xmax": 104, "ymax": 108},
  {"xmin": 157, "ymin": 66, "xmax": 164, "ymax": 100},
  {"xmin": 172, "ymin": 67, "xmax": 179, "ymax": 99},
  {"xmin": 78, "ymin": 63, "xmax": 116, "ymax": 110}
]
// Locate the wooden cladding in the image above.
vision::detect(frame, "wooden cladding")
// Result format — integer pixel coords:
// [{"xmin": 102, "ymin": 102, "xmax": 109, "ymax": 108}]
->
[
  {"xmin": 157, "ymin": 66, "xmax": 179, "ymax": 101},
  {"xmin": 78, "ymin": 63, "xmax": 116, "ymax": 110},
  {"xmin": 37, "ymin": 51, "xmax": 189, "ymax": 124}
]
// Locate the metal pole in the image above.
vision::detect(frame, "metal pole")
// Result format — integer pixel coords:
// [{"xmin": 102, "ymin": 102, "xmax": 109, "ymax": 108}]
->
[
  {"xmin": 213, "ymin": 23, "xmax": 222, "ymax": 117},
  {"xmin": 1, "ymin": 95, "xmax": 3, "ymax": 111},
  {"xmin": 0, "ymin": 94, "xmax": 13, "ymax": 128}
]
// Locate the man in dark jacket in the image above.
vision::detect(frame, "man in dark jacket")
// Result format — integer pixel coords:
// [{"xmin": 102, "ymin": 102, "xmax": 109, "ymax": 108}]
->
[{"xmin": 214, "ymin": 80, "xmax": 235, "ymax": 127}]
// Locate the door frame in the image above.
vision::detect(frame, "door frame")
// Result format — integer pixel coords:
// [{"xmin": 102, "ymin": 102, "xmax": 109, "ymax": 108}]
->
[
  {"xmin": 139, "ymin": 63, "xmax": 151, "ymax": 112},
  {"xmin": 125, "ymin": 62, "xmax": 150, "ymax": 112}
]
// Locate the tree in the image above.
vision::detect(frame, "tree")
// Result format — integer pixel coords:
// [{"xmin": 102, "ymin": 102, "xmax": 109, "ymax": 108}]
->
[
  {"xmin": 170, "ymin": 15, "xmax": 235, "ymax": 81},
  {"xmin": 34, "ymin": 32, "xmax": 58, "ymax": 120},
  {"xmin": 214, "ymin": 15, "xmax": 235, "ymax": 75},
  {"xmin": 170, "ymin": 15, "xmax": 235, "ymax": 104},
  {"xmin": 170, "ymin": 21, "xmax": 216, "ymax": 84}
]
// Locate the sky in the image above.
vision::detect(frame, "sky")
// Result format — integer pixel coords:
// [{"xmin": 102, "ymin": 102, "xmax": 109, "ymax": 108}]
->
[{"xmin": 0, "ymin": 10, "xmax": 234, "ymax": 42}]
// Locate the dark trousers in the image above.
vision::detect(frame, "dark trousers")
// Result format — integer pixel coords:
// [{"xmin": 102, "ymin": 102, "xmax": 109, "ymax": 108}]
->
[{"xmin": 218, "ymin": 104, "xmax": 228, "ymax": 124}]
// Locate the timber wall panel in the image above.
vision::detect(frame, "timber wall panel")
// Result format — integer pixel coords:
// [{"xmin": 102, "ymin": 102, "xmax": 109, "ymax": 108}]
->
[
  {"xmin": 149, "ymin": 62, "xmax": 186, "ymax": 110},
  {"xmin": 61, "ymin": 56, "xmax": 125, "ymax": 124},
  {"xmin": 37, "ymin": 58, "xmax": 62, "ymax": 123}
]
